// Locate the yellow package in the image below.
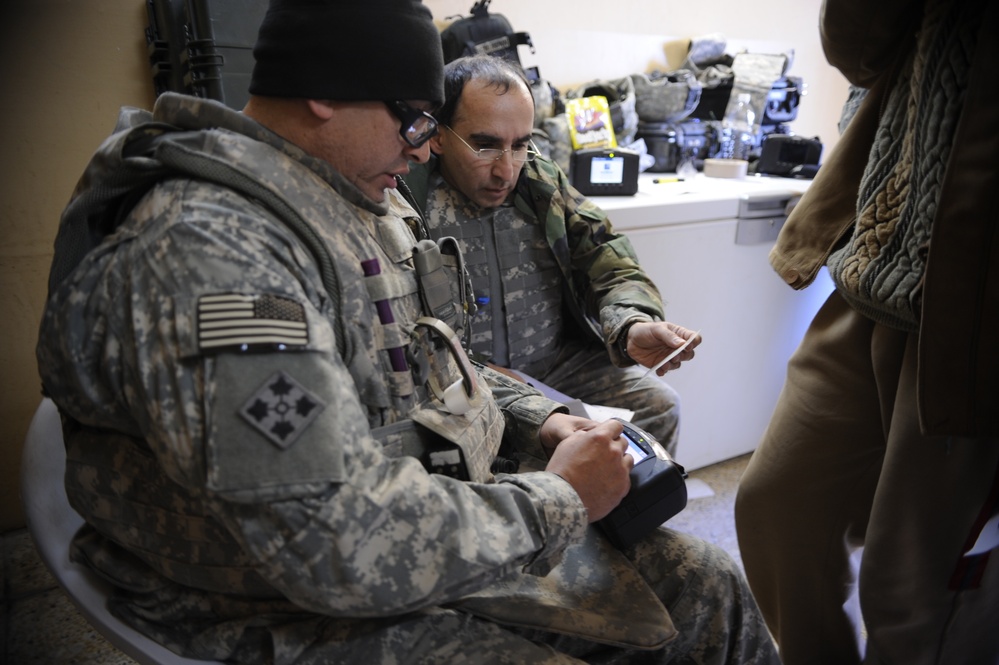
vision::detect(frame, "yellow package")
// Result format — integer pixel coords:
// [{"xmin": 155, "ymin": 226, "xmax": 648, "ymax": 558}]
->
[{"xmin": 565, "ymin": 96, "xmax": 617, "ymax": 150}]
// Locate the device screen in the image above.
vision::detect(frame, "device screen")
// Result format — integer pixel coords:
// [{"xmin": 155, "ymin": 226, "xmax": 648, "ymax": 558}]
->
[
  {"xmin": 622, "ymin": 431, "xmax": 649, "ymax": 463},
  {"xmin": 590, "ymin": 156, "xmax": 624, "ymax": 184}
]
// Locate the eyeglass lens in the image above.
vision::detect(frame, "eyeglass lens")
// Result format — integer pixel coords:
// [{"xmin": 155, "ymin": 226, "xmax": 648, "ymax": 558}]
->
[
  {"xmin": 387, "ymin": 101, "xmax": 438, "ymax": 148},
  {"xmin": 444, "ymin": 126, "xmax": 536, "ymax": 163}
]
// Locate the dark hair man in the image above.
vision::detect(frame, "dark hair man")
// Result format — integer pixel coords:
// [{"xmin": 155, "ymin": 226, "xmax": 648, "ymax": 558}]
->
[{"xmin": 402, "ymin": 54, "xmax": 698, "ymax": 459}]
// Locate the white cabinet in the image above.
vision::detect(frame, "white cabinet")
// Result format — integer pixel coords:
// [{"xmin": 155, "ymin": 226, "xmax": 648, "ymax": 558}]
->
[{"xmin": 594, "ymin": 175, "xmax": 834, "ymax": 470}]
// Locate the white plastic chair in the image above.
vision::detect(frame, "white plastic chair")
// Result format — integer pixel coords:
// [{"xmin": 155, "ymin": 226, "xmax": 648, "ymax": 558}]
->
[{"xmin": 20, "ymin": 397, "xmax": 223, "ymax": 665}]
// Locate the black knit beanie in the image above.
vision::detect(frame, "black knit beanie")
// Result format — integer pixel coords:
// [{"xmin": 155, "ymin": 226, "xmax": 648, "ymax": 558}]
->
[{"xmin": 249, "ymin": 0, "xmax": 445, "ymax": 106}]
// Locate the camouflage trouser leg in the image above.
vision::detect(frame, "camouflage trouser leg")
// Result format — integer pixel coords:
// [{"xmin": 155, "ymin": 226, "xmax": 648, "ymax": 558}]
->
[
  {"xmin": 276, "ymin": 608, "xmax": 584, "ymax": 665},
  {"xmin": 510, "ymin": 528, "xmax": 780, "ymax": 664},
  {"xmin": 535, "ymin": 341, "xmax": 682, "ymax": 457},
  {"xmin": 273, "ymin": 529, "xmax": 777, "ymax": 665}
]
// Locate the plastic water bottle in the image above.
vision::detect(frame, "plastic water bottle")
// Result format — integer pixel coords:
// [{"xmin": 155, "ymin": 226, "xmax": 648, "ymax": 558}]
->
[{"xmin": 719, "ymin": 93, "xmax": 756, "ymax": 161}]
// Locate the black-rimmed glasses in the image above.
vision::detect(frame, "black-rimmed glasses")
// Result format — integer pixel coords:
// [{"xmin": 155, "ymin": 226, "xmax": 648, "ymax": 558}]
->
[
  {"xmin": 385, "ymin": 100, "xmax": 438, "ymax": 148},
  {"xmin": 443, "ymin": 126, "xmax": 538, "ymax": 163}
]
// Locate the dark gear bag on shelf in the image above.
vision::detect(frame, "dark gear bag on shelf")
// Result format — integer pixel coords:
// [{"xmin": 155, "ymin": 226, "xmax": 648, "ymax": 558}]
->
[
  {"xmin": 146, "ymin": 0, "xmax": 268, "ymax": 111},
  {"xmin": 440, "ymin": 0, "xmax": 535, "ymax": 66}
]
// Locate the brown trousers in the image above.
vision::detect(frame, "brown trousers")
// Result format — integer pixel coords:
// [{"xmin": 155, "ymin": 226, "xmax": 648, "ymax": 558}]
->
[{"xmin": 736, "ymin": 291, "xmax": 999, "ymax": 665}]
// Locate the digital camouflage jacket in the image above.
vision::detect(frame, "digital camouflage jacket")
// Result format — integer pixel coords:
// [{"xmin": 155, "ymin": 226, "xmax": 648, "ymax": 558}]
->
[{"xmin": 36, "ymin": 94, "xmax": 675, "ymax": 661}]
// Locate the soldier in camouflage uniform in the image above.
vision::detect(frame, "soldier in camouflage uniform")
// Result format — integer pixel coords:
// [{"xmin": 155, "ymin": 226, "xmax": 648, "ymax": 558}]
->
[
  {"xmin": 401, "ymin": 55, "xmax": 695, "ymax": 458},
  {"xmin": 35, "ymin": 1, "xmax": 778, "ymax": 662}
]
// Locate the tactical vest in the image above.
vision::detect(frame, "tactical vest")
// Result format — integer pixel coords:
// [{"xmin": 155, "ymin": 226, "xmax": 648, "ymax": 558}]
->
[
  {"xmin": 423, "ymin": 173, "xmax": 566, "ymax": 377},
  {"xmin": 52, "ymin": 101, "xmax": 503, "ymax": 594}
]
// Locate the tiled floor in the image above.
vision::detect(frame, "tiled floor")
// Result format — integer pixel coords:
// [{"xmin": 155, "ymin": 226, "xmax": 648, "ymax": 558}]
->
[{"xmin": 1, "ymin": 453, "xmax": 752, "ymax": 664}]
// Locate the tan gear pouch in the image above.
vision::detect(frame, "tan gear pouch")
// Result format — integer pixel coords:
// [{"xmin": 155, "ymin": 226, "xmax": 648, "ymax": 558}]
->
[{"xmin": 408, "ymin": 382, "xmax": 502, "ymax": 484}]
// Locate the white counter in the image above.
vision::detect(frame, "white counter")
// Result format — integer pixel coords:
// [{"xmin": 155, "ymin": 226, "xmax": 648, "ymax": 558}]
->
[
  {"xmin": 591, "ymin": 172, "xmax": 833, "ymax": 471},
  {"xmin": 590, "ymin": 172, "xmax": 812, "ymax": 229}
]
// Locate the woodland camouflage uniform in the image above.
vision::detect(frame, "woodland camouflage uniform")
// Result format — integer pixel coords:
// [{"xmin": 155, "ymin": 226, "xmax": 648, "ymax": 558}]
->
[{"xmin": 404, "ymin": 157, "xmax": 682, "ymax": 456}]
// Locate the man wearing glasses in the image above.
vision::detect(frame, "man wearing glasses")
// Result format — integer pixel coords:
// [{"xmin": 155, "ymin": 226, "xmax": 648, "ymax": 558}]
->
[{"xmin": 402, "ymin": 55, "xmax": 699, "ymax": 459}]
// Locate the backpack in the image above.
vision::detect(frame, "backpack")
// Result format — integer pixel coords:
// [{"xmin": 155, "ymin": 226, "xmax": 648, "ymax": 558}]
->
[{"xmin": 439, "ymin": 0, "xmax": 534, "ymax": 67}]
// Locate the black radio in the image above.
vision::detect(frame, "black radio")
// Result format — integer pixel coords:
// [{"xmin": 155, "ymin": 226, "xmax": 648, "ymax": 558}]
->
[
  {"xmin": 569, "ymin": 148, "xmax": 640, "ymax": 196},
  {"xmin": 756, "ymin": 134, "xmax": 822, "ymax": 177},
  {"xmin": 597, "ymin": 418, "xmax": 688, "ymax": 549}
]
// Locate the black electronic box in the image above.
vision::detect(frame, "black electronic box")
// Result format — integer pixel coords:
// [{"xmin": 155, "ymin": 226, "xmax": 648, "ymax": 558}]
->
[
  {"xmin": 570, "ymin": 148, "xmax": 640, "ymax": 196},
  {"xmin": 756, "ymin": 134, "xmax": 822, "ymax": 177},
  {"xmin": 597, "ymin": 418, "xmax": 688, "ymax": 549}
]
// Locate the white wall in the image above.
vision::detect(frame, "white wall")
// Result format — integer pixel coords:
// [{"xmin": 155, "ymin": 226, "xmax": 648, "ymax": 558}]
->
[{"xmin": 424, "ymin": 0, "xmax": 850, "ymax": 155}]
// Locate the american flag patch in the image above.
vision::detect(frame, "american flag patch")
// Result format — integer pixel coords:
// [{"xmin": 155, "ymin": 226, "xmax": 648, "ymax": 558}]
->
[{"xmin": 198, "ymin": 293, "xmax": 308, "ymax": 351}]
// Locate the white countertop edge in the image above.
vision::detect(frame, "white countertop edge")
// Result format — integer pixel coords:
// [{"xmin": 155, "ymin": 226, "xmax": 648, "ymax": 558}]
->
[{"xmin": 589, "ymin": 172, "xmax": 813, "ymax": 231}]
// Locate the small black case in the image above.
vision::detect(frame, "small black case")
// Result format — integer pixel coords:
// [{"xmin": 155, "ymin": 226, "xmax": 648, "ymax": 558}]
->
[
  {"xmin": 597, "ymin": 419, "xmax": 688, "ymax": 549},
  {"xmin": 570, "ymin": 148, "xmax": 640, "ymax": 197}
]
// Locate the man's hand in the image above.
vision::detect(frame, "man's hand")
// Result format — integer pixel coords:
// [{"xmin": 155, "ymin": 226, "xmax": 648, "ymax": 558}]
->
[
  {"xmin": 539, "ymin": 412, "xmax": 595, "ymax": 456},
  {"xmin": 625, "ymin": 322, "xmax": 702, "ymax": 375},
  {"xmin": 542, "ymin": 418, "xmax": 633, "ymax": 522}
]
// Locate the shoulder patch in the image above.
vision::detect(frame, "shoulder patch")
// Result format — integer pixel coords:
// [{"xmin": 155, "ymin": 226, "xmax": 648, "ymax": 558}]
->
[
  {"xmin": 198, "ymin": 293, "xmax": 308, "ymax": 352},
  {"xmin": 239, "ymin": 370, "xmax": 326, "ymax": 449}
]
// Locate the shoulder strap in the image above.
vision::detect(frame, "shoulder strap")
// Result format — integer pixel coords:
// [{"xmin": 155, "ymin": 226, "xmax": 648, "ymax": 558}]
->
[
  {"xmin": 48, "ymin": 122, "xmax": 346, "ymax": 359},
  {"xmin": 151, "ymin": 137, "xmax": 345, "ymax": 358}
]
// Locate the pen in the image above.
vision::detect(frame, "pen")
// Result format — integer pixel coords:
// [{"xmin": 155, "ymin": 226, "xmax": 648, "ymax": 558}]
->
[{"xmin": 652, "ymin": 177, "xmax": 684, "ymax": 184}]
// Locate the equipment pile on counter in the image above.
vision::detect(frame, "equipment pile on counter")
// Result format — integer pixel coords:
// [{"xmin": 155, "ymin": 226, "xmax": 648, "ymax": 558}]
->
[{"xmin": 438, "ymin": 2, "xmax": 823, "ymax": 185}]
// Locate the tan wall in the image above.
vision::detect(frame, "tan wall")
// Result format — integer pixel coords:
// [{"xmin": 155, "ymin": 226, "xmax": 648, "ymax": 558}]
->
[
  {"xmin": 0, "ymin": 0, "xmax": 846, "ymax": 531},
  {"xmin": 0, "ymin": 1, "xmax": 154, "ymax": 531}
]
